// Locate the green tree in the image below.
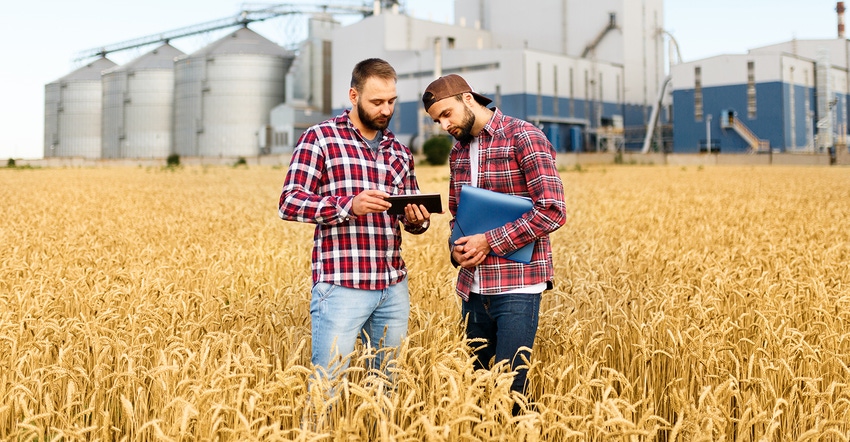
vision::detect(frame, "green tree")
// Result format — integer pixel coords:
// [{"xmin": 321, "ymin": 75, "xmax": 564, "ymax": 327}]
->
[{"xmin": 423, "ymin": 135, "xmax": 452, "ymax": 165}]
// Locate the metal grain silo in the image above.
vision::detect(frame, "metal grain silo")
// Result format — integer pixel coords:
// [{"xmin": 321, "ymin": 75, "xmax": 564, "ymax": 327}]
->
[
  {"xmin": 174, "ymin": 27, "xmax": 294, "ymax": 158},
  {"xmin": 44, "ymin": 57, "xmax": 117, "ymax": 158},
  {"xmin": 102, "ymin": 44, "xmax": 185, "ymax": 159}
]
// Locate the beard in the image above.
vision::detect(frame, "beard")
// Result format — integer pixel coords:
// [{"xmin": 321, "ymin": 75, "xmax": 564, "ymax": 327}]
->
[
  {"xmin": 357, "ymin": 100, "xmax": 392, "ymax": 132},
  {"xmin": 450, "ymin": 106, "xmax": 476, "ymax": 145}
]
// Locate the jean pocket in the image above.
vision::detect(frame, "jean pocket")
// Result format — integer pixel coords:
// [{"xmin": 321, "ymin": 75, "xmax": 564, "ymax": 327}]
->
[{"xmin": 312, "ymin": 282, "xmax": 336, "ymax": 303}]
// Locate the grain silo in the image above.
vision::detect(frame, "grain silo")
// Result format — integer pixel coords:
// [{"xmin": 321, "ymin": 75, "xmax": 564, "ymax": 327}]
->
[
  {"xmin": 44, "ymin": 57, "xmax": 117, "ymax": 158},
  {"xmin": 102, "ymin": 44, "xmax": 185, "ymax": 159},
  {"xmin": 173, "ymin": 27, "xmax": 294, "ymax": 158}
]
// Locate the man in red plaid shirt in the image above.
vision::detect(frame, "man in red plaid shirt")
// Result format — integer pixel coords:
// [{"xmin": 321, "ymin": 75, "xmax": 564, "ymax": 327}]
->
[
  {"xmin": 279, "ymin": 58, "xmax": 431, "ymax": 379},
  {"xmin": 422, "ymin": 74, "xmax": 566, "ymax": 413}
]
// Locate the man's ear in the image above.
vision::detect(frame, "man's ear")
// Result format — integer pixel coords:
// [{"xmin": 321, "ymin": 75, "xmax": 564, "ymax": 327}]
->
[{"xmin": 348, "ymin": 87, "xmax": 358, "ymax": 107}]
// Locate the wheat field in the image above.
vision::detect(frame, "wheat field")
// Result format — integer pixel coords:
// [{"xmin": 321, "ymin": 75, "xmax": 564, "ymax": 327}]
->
[{"xmin": 1, "ymin": 163, "xmax": 849, "ymax": 441}]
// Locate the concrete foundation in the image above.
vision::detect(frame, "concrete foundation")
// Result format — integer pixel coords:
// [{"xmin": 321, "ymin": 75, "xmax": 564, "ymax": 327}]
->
[{"xmin": 6, "ymin": 151, "xmax": 845, "ymax": 169}]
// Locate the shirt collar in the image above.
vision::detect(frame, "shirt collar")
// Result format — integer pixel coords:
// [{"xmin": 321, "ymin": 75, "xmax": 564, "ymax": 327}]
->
[{"xmin": 480, "ymin": 107, "xmax": 502, "ymax": 137}]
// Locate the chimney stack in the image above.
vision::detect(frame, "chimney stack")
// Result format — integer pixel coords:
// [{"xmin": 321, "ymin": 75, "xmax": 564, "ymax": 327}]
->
[{"xmin": 838, "ymin": 2, "xmax": 846, "ymax": 38}]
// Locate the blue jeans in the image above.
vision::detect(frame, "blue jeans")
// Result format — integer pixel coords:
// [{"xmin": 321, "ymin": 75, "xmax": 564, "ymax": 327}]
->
[
  {"xmin": 462, "ymin": 292, "xmax": 541, "ymax": 395},
  {"xmin": 310, "ymin": 277, "xmax": 410, "ymax": 377}
]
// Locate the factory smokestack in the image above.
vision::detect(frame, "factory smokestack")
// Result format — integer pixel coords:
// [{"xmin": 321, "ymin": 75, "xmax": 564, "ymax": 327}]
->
[{"xmin": 838, "ymin": 2, "xmax": 846, "ymax": 38}]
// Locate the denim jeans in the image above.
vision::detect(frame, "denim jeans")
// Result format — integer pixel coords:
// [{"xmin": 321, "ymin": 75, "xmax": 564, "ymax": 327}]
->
[
  {"xmin": 310, "ymin": 277, "xmax": 410, "ymax": 378},
  {"xmin": 462, "ymin": 292, "xmax": 541, "ymax": 395}
]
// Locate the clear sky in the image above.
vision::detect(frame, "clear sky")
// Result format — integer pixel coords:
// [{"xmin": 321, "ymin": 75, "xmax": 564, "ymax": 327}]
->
[{"xmin": 0, "ymin": 0, "xmax": 842, "ymax": 159}]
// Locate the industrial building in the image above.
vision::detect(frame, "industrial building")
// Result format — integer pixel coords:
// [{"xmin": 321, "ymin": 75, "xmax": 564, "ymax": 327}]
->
[
  {"xmin": 43, "ymin": 0, "xmax": 667, "ymax": 160},
  {"xmin": 325, "ymin": 0, "xmax": 667, "ymax": 153},
  {"xmin": 671, "ymin": 38, "xmax": 850, "ymax": 154},
  {"xmin": 670, "ymin": 4, "xmax": 850, "ymax": 156},
  {"xmin": 39, "ymin": 1, "xmax": 850, "ymax": 163},
  {"xmin": 267, "ymin": 14, "xmax": 341, "ymax": 154}
]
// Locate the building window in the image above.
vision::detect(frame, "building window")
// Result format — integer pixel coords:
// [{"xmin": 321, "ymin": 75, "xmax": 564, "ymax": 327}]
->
[
  {"xmin": 789, "ymin": 66, "xmax": 796, "ymax": 147},
  {"xmin": 694, "ymin": 66, "xmax": 703, "ymax": 121},
  {"xmin": 536, "ymin": 62, "xmax": 543, "ymax": 116},
  {"xmin": 616, "ymin": 74, "xmax": 621, "ymax": 104},
  {"xmin": 804, "ymin": 69, "xmax": 812, "ymax": 149},
  {"xmin": 273, "ymin": 131, "xmax": 288, "ymax": 147},
  {"xmin": 322, "ymin": 41, "xmax": 332, "ymax": 114},
  {"xmin": 569, "ymin": 67, "xmax": 575, "ymax": 117},
  {"xmin": 747, "ymin": 61, "xmax": 757, "ymax": 118},
  {"xmin": 553, "ymin": 65, "xmax": 559, "ymax": 116},
  {"xmin": 584, "ymin": 70, "xmax": 590, "ymax": 120},
  {"xmin": 597, "ymin": 73, "xmax": 604, "ymax": 126}
]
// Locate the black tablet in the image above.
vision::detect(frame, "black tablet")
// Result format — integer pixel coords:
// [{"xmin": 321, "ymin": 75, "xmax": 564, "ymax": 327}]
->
[{"xmin": 384, "ymin": 193, "xmax": 443, "ymax": 215}]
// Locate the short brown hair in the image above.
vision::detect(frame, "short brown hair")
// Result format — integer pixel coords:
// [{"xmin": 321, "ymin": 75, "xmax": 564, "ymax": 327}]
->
[{"xmin": 351, "ymin": 58, "xmax": 397, "ymax": 92}]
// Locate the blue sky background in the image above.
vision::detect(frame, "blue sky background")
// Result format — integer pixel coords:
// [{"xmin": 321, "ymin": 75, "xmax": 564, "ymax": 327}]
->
[{"xmin": 0, "ymin": 0, "xmax": 841, "ymax": 159}]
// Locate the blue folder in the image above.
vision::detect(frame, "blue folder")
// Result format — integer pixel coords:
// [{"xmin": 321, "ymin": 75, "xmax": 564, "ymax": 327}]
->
[{"xmin": 450, "ymin": 185, "xmax": 536, "ymax": 264}]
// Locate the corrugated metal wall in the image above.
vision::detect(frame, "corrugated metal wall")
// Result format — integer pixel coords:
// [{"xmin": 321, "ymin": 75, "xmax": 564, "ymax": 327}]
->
[
  {"xmin": 43, "ymin": 58, "xmax": 116, "ymax": 158},
  {"xmin": 102, "ymin": 44, "xmax": 184, "ymax": 158},
  {"xmin": 173, "ymin": 28, "xmax": 293, "ymax": 158}
]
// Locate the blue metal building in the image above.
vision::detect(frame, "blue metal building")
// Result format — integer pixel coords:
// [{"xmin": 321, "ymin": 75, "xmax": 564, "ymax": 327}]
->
[{"xmin": 671, "ymin": 39, "xmax": 850, "ymax": 154}]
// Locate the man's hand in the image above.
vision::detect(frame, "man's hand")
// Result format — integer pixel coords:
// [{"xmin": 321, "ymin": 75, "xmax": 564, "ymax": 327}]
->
[
  {"xmin": 352, "ymin": 189, "xmax": 391, "ymax": 216},
  {"xmin": 451, "ymin": 233, "xmax": 491, "ymax": 268},
  {"xmin": 403, "ymin": 203, "xmax": 431, "ymax": 226}
]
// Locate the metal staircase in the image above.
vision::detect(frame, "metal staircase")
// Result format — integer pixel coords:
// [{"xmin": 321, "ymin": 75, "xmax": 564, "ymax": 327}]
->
[{"xmin": 720, "ymin": 109, "xmax": 769, "ymax": 153}]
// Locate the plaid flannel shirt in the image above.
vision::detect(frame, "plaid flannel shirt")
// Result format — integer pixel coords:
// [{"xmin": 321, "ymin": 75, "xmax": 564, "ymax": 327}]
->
[
  {"xmin": 449, "ymin": 108, "xmax": 566, "ymax": 300},
  {"xmin": 279, "ymin": 109, "xmax": 427, "ymax": 290}
]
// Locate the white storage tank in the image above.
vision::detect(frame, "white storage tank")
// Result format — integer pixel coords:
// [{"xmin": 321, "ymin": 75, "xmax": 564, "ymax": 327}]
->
[
  {"xmin": 102, "ymin": 44, "xmax": 185, "ymax": 158},
  {"xmin": 173, "ymin": 27, "xmax": 294, "ymax": 158},
  {"xmin": 44, "ymin": 57, "xmax": 117, "ymax": 158}
]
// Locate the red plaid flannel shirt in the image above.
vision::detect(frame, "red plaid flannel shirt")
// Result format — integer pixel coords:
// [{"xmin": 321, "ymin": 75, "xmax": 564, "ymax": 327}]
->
[
  {"xmin": 449, "ymin": 108, "xmax": 566, "ymax": 300},
  {"xmin": 279, "ymin": 110, "xmax": 427, "ymax": 290}
]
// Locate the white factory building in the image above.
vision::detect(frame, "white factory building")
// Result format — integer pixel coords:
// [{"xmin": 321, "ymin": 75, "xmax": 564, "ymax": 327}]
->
[{"xmin": 277, "ymin": 0, "xmax": 667, "ymax": 154}]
